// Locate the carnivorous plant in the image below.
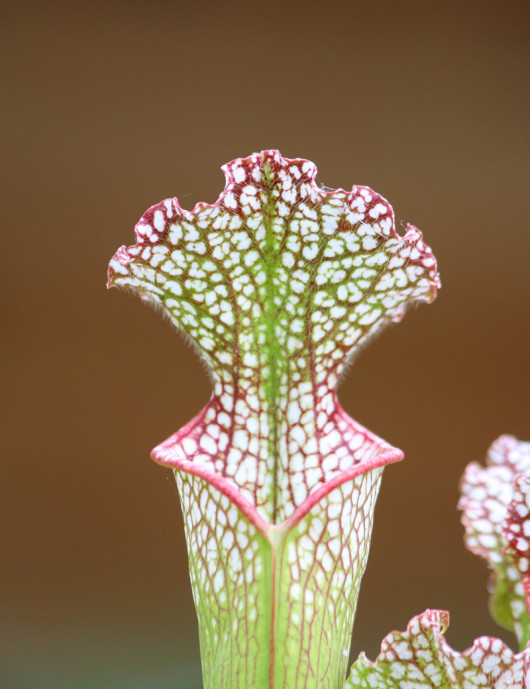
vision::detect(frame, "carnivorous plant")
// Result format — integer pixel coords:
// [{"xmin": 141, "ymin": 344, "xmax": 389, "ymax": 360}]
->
[{"xmin": 108, "ymin": 151, "xmax": 529, "ymax": 688}]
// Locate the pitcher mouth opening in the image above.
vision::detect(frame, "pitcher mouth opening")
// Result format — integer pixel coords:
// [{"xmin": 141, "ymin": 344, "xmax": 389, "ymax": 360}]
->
[{"xmin": 152, "ymin": 411, "xmax": 403, "ymax": 537}]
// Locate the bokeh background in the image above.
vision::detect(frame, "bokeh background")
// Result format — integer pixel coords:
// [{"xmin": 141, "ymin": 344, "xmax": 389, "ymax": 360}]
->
[{"xmin": 2, "ymin": 1, "xmax": 529, "ymax": 687}]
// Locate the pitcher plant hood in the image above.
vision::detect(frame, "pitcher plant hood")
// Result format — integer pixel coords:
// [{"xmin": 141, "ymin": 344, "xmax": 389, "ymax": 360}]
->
[{"xmin": 108, "ymin": 150, "xmax": 439, "ymax": 529}]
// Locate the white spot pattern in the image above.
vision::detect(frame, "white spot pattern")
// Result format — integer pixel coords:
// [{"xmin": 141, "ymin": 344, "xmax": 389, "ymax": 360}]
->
[
  {"xmin": 108, "ymin": 150, "xmax": 439, "ymax": 524},
  {"xmin": 108, "ymin": 151, "xmax": 441, "ymax": 688},
  {"xmin": 176, "ymin": 465, "xmax": 385, "ymax": 688},
  {"xmin": 347, "ymin": 609, "xmax": 530, "ymax": 688},
  {"xmin": 459, "ymin": 435, "xmax": 530, "ymax": 641},
  {"xmin": 503, "ymin": 474, "xmax": 530, "ymax": 578}
]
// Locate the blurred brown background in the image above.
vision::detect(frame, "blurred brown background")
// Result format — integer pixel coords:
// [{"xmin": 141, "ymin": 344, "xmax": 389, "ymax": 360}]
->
[{"xmin": 2, "ymin": 1, "xmax": 529, "ymax": 687}]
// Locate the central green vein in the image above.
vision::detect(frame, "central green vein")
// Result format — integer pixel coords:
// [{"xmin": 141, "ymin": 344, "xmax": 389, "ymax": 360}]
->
[{"xmin": 262, "ymin": 161, "xmax": 281, "ymax": 525}]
